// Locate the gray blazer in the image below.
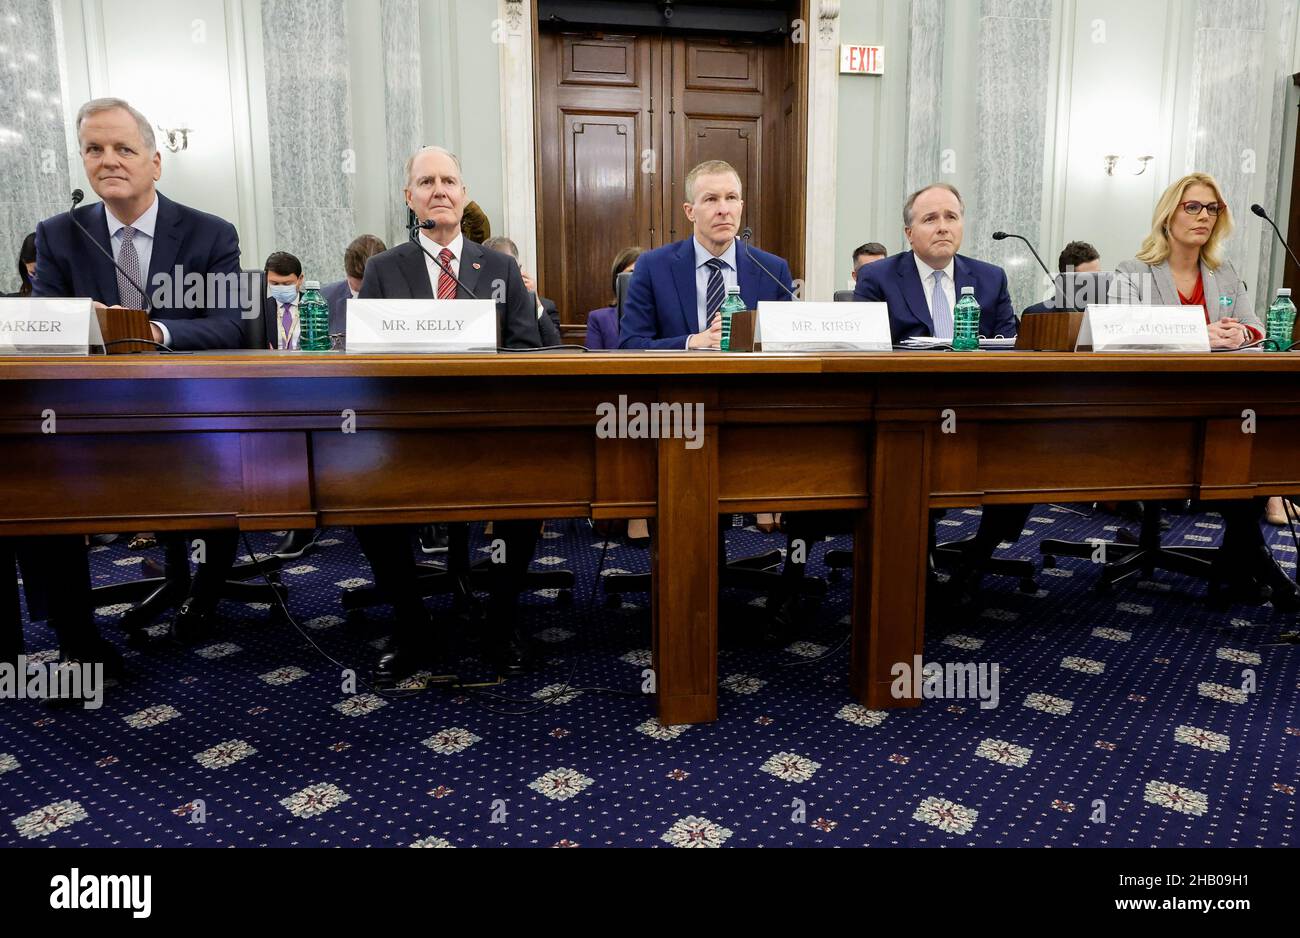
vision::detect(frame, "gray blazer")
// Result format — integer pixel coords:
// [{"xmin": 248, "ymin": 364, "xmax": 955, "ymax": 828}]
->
[{"xmin": 1108, "ymin": 256, "xmax": 1262, "ymax": 333}]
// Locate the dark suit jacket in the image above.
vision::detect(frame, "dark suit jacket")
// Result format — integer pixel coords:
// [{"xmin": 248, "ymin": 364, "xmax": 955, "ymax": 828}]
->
[
  {"xmin": 585, "ymin": 306, "xmax": 618, "ymax": 350},
  {"xmin": 358, "ymin": 239, "xmax": 542, "ymax": 349},
  {"xmin": 618, "ymin": 237, "xmax": 794, "ymax": 350},
  {"xmin": 853, "ymin": 250, "xmax": 1018, "ymax": 343},
  {"xmin": 32, "ymin": 191, "xmax": 245, "ymax": 350},
  {"xmin": 321, "ymin": 279, "xmax": 352, "ymax": 336}
]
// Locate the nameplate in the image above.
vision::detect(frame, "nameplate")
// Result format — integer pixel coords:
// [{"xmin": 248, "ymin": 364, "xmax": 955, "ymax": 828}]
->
[
  {"xmin": 346, "ymin": 299, "xmax": 498, "ymax": 353},
  {"xmin": 1076, "ymin": 304, "xmax": 1210, "ymax": 352},
  {"xmin": 755, "ymin": 301, "xmax": 892, "ymax": 352},
  {"xmin": 0, "ymin": 298, "xmax": 103, "ymax": 355}
]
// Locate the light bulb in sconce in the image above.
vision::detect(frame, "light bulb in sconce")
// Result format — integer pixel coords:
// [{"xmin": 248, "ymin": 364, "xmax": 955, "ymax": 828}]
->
[
  {"xmin": 157, "ymin": 124, "xmax": 193, "ymax": 153},
  {"xmin": 1104, "ymin": 154, "xmax": 1154, "ymax": 176}
]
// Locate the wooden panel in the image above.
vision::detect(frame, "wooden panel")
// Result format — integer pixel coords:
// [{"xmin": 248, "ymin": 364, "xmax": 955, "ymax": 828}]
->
[
  {"xmin": 239, "ymin": 432, "xmax": 315, "ymax": 530},
  {"xmin": 0, "ymin": 433, "xmax": 242, "ymax": 532},
  {"xmin": 969, "ymin": 420, "xmax": 1200, "ymax": 494},
  {"xmin": 685, "ymin": 43, "xmax": 762, "ymax": 92},
  {"xmin": 593, "ymin": 435, "xmax": 657, "ymax": 517},
  {"xmin": 312, "ymin": 429, "xmax": 596, "ymax": 521},
  {"xmin": 563, "ymin": 113, "xmax": 645, "ymax": 323},
  {"xmin": 1245, "ymin": 416, "xmax": 1300, "ymax": 485},
  {"xmin": 563, "ymin": 36, "xmax": 637, "ymax": 86},
  {"xmin": 536, "ymin": 32, "xmax": 656, "ymax": 330},
  {"xmin": 718, "ymin": 424, "xmax": 868, "ymax": 504}
]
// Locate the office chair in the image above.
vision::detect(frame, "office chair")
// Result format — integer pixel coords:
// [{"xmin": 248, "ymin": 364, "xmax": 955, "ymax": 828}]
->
[
  {"xmin": 94, "ymin": 278, "xmax": 287, "ymax": 641},
  {"xmin": 833, "ymin": 290, "xmax": 856, "ymax": 303}
]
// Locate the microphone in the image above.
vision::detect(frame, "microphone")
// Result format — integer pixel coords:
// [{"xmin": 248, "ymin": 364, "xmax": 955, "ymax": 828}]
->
[
  {"xmin": 1251, "ymin": 203, "xmax": 1300, "ymax": 278},
  {"xmin": 66, "ymin": 189, "xmax": 153, "ymax": 312},
  {"xmin": 411, "ymin": 219, "xmax": 481, "ymax": 299},
  {"xmin": 738, "ymin": 227, "xmax": 798, "ymax": 300},
  {"xmin": 992, "ymin": 230, "xmax": 1051, "ymax": 279}
]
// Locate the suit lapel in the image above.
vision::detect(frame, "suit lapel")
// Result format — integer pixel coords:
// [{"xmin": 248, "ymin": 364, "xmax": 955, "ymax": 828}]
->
[
  {"xmin": 952, "ymin": 254, "xmax": 975, "ymax": 301},
  {"xmin": 459, "ymin": 240, "xmax": 484, "ymax": 300},
  {"xmin": 1153, "ymin": 263, "xmax": 1178, "ymax": 306},
  {"xmin": 81, "ymin": 203, "xmax": 120, "ymax": 305},
  {"xmin": 1200, "ymin": 260, "xmax": 1222, "ymax": 316},
  {"xmin": 737, "ymin": 241, "xmax": 759, "ymax": 308},
  {"xmin": 671, "ymin": 239, "xmax": 698, "ymax": 335},
  {"xmin": 898, "ymin": 252, "xmax": 934, "ymax": 333},
  {"xmin": 399, "ymin": 241, "xmax": 435, "ymax": 298},
  {"xmin": 146, "ymin": 193, "xmax": 181, "ymax": 302}
]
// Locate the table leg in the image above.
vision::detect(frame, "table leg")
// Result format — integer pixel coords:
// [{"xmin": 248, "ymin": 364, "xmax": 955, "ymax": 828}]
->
[
  {"xmin": 653, "ymin": 413, "xmax": 719, "ymax": 726},
  {"xmin": 851, "ymin": 424, "xmax": 930, "ymax": 709}
]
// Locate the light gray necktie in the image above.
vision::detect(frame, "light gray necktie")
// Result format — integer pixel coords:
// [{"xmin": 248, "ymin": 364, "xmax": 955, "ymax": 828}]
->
[
  {"xmin": 931, "ymin": 270, "xmax": 952, "ymax": 340},
  {"xmin": 116, "ymin": 226, "xmax": 145, "ymax": 309}
]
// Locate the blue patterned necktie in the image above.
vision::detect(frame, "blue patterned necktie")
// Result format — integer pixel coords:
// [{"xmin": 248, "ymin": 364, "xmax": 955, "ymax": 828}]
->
[
  {"xmin": 116, "ymin": 226, "xmax": 145, "ymax": 309},
  {"xmin": 931, "ymin": 269, "xmax": 952, "ymax": 340},
  {"xmin": 704, "ymin": 258, "xmax": 726, "ymax": 325}
]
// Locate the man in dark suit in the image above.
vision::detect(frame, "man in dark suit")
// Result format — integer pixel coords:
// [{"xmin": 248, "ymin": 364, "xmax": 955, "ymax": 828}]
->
[
  {"xmin": 25, "ymin": 97, "xmax": 249, "ymax": 652},
  {"xmin": 854, "ymin": 183, "xmax": 1017, "ymax": 342},
  {"xmin": 32, "ymin": 98, "xmax": 245, "ymax": 350},
  {"xmin": 354, "ymin": 145, "xmax": 541, "ymax": 683},
  {"xmin": 618, "ymin": 160, "xmax": 794, "ymax": 350},
  {"xmin": 1023, "ymin": 241, "xmax": 1102, "ymax": 315},
  {"xmin": 481, "ymin": 236, "xmax": 563, "ymax": 346},
  {"xmin": 321, "ymin": 234, "xmax": 386, "ymax": 337},
  {"xmin": 856, "ymin": 183, "xmax": 1028, "ymax": 599}
]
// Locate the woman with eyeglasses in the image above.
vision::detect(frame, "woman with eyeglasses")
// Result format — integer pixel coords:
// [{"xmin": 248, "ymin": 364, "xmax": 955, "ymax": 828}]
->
[{"xmin": 1110, "ymin": 172, "xmax": 1263, "ymax": 349}]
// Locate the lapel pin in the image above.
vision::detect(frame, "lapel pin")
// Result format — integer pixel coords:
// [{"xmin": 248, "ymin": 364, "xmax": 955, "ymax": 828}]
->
[{"xmin": 472, "ymin": 262, "xmax": 481, "ymax": 270}]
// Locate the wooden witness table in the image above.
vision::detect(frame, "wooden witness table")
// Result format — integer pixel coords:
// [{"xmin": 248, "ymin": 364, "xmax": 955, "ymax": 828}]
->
[{"xmin": 2, "ymin": 350, "xmax": 1299, "ymax": 725}]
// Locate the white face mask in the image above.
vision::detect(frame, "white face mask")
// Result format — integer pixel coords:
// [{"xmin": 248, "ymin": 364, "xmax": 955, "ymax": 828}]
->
[{"xmin": 268, "ymin": 284, "xmax": 298, "ymax": 305}]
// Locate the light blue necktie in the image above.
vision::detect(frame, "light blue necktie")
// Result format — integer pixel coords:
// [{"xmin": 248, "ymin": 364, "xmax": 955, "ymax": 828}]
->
[{"xmin": 931, "ymin": 270, "xmax": 952, "ymax": 340}]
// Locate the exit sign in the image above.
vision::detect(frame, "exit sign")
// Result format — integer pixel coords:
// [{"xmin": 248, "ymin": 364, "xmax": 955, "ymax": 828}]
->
[{"xmin": 840, "ymin": 44, "xmax": 884, "ymax": 75}]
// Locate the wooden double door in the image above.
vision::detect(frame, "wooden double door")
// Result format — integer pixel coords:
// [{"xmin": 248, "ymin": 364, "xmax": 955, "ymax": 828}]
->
[{"xmin": 535, "ymin": 28, "xmax": 806, "ymax": 335}]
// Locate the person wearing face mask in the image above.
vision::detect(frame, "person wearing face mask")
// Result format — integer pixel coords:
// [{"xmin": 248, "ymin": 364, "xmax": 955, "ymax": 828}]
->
[{"xmin": 263, "ymin": 252, "xmax": 305, "ymax": 350}]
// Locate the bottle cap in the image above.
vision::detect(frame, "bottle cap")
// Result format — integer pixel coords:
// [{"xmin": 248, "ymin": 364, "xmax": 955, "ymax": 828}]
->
[
  {"xmin": 1279, "ymin": 288, "xmax": 1292, "ymax": 297},
  {"xmin": 960, "ymin": 286, "xmax": 975, "ymax": 295},
  {"xmin": 305, "ymin": 280, "xmax": 321, "ymax": 290}
]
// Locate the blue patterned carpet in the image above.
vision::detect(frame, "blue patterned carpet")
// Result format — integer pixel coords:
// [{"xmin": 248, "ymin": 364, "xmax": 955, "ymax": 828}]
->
[{"xmin": 2, "ymin": 506, "xmax": 1297, "ymax": 848}]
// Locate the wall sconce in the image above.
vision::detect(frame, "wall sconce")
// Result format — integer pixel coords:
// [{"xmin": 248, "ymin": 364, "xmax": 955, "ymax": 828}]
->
[
  {"xmin": 157, "ymin": 125, "xmax": 193, "ymax": 152},
  {"xmin": 1104, "ymin": 154, "xmax": 1154, "ymax": 176}
]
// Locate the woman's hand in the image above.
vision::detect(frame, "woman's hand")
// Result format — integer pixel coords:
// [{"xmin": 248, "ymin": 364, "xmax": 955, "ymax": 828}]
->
[{"xmin": 1208, "ymin": 317, "xmax": 1248, "ymax": 349}]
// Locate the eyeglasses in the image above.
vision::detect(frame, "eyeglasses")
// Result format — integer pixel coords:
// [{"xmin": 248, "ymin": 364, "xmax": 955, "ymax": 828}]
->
[{"xmin": 1179, "ymin": 200, "xmax": 1224, "ymax": 217}]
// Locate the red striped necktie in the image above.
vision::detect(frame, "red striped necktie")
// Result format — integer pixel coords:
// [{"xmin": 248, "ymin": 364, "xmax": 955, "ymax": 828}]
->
[{"xmin": 437, "ymin": 247, "xmax": 457, "ymax": 300}]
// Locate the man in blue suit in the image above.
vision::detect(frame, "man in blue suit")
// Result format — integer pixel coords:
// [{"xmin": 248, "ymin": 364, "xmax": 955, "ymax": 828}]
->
[
  {"xmin": 619, "ymin": 159, "xmax": 794, "ymax": 349},
  {"xmin": 32, "ymin": 97, "xmax": 245, "ymax": 351},
  {"xmin": 854, "ymin": 183, "xmax": 1017, "ymax": 342}
]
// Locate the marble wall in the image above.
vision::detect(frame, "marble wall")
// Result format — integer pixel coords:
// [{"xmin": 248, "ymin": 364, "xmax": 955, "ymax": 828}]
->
[
  {"xmin": 0, "ymin": 0, "xmax": 71, "ymax": 295},
  {"xmin": 380, "ymin": 0, "xmax": 422, "ymax": 248},
  {"xmin": 971, "ymin": 0, "xmax": 1054, "ymax": 314},
  {"xmin": 260, "ymin": 0, "xmax": 356, "ymax": 284},
  {"xmin": 1185, "ymin": 0, "xmax": 1268, "ymax": 286},
  {"xmin": 1255, "ymin": 0, "xmax": 1297, "ymax": 295},
  {"xmin": 904, "ymin": 0, "xmax": 945, "ymax": 199}
]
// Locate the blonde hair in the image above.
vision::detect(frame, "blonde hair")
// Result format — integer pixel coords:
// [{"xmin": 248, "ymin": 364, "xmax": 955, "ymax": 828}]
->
[
  {"xmin": 685, "ymin": 160, "xmax": 741, "ymax": 203},
  {"xmin": 1136, "ymin": 172, "xmax": 1233, "ymax": 270}
]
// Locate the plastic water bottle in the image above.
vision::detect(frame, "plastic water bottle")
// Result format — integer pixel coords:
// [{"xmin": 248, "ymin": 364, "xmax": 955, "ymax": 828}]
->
[
  {"xmin": 1265, "ymin": 288, "xmax": 1296, "ymax": 352},
  {"xmin": 952, "ymin": 286, "xmax": 980, "ymax": 351},
  {"xmin": 719, "ymin": 286, "xmax": 747, "ymax": 351},
  {"xmin": 299, "ymin": 281, "xmax": 331, "ymax": 351}
]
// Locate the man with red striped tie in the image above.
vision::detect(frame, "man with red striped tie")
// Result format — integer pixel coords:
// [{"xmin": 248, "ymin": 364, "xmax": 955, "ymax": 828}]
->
[{"xmin": 352, "ymin": 145, "xmax": 542, "ymax": 684}]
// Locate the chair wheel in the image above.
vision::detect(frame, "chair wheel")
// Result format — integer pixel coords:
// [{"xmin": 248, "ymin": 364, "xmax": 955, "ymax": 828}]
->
[
  {"xmin": 1042, "ymin": 555, "xmax": 1056, "ymax": 568},
  {"xmin": 1019, "ymin": 578, "xmax": 1037, "ymax": 593}
]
